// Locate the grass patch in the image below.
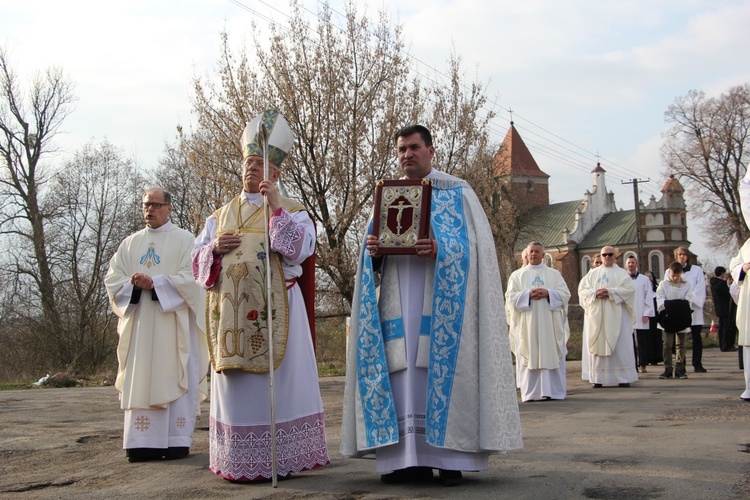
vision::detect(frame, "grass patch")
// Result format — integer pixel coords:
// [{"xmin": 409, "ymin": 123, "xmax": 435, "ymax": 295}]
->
[
  {"xmin": 0, "ymin": 381, "xmax": 30, "ymax": 391},
  {"xmin": 315, "ymin": 316, "xmax": 348, "ymax": 377}
]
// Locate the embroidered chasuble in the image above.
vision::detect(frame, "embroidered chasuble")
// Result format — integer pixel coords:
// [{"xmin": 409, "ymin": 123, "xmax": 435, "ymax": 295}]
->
[
  {"xmin": 341, "ymin": 169, "xmax": 522, "ymax": 456},
  {"xmin": 207, "ymin": 195, "xmax": 305, "ymax": 373},
  {"xmin": 578, "ymin": 265, "xmax": 635, "ymax": 357},
  {"xmin": 506, "ymin": 264, "xmax": 570, "ymax": 370},
  {"xmin": 106, "ymin": 224, "xmax": 208, "ymax": 410}
]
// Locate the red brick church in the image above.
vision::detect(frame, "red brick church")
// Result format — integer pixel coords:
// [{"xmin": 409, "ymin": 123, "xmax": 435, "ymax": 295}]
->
[{"xmin": 495, "ymin": 122, "xmax": 693, "ymax": 304}]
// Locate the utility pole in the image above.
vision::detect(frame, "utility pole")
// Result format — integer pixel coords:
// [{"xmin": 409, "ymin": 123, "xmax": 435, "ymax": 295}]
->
[{"xmin": 622, "ymin": 178, "xmax": 650, "ymax": 266}]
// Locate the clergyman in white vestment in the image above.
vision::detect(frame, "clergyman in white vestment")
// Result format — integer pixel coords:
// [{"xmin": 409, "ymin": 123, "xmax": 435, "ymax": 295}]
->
[
  {"xmin": 341, "ymin": 125, "xmax": 523, "ymax": 487},
  {"xmin": 580, "ymin": 255, "xmax": 603, "ymax": 381},
  {"xmin": 105, "ymin": 188, "xmax": 209, "ymax": 462},
  {"xmin": 506, "ymin": 242, "xmax": 570, "ymax": 401},
  {"xmin": 506, "ymin": 247, "xmax": 529, "ymax": 387},
  {"xmin": 578, "ymin": 246, "xmax": 638, "ymax": 388},
  {"xmin": 192, "ymin": 109, "xmax": 329, "ymax": 482}
]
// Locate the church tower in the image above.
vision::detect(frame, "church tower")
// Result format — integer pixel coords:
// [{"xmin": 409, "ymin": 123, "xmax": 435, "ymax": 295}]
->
[{"xmin": 493, "ymin": 121, "xmax": 550, "ymax": 209}]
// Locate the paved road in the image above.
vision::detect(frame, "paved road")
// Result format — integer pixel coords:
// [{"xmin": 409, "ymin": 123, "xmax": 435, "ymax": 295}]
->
[{"xmin": 1, "ymin": 347, "xmax": 748, "ymax": 499}]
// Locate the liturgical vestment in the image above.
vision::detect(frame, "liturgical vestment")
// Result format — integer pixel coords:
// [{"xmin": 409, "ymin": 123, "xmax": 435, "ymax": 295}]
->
[
  {"xmin": 506, "ymin": 263, "xmax": 570, "ymax": 401},
  {"xmin": 105, "ymin": 222, "xmax": 209, "ymax": 451},
  {"xmin": 578, "ymin": 264, "xmax": 638, "ymax": 386}
]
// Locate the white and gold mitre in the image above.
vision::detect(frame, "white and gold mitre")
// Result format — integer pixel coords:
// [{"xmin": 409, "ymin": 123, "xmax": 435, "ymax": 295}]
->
[{"xmin": 241, "ymin": 108, "xmax": 295, "ymax": 166}]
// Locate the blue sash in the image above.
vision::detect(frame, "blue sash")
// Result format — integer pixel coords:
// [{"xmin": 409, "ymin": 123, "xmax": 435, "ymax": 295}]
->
[{"xmin": 355, "ymin": 185, "xmax": 470, "ymax": 448}]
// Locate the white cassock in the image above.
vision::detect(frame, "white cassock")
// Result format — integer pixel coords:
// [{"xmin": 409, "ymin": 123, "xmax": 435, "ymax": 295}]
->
[
  {"xmin": 630, "ymin": 273, "xmax": 655, "ymax": 330},
  {"xmin": 506, "ymin": 265, "xmax": 527, "ymax": 388},
  {"xmin": 105, "ymin": 221, "xmax": 209, "ymax": 451},
  {"xmin": 730, "ymin": 237, "xmax": 750, "ymax": 400},
  {"xmin": 506, "ymin": 263, "xmax": 570, "ymax": 401},
  {"xmin": 193, "ymin": 192, "xmax": 329, "ymax": 481},
  {"xmin": 580, "ymin": 267, "xmax": 597, "ymax": 381},
  {"xmin": 578, "ymin": 264, "xmax": 638, "ymax": 385},
  {"xmin": 740, "ymin": 168, "xmax": 750, "ymax": 228}
]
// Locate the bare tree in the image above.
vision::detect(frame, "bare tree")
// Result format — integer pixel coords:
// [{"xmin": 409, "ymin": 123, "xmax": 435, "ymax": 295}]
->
[
  {"xmin": 254, "ymin": 1, "xmax": 420, "ymax": 307},
  {"xmin": 46, "ymin": 140, "xmax": 145, "ymax": 372},
  {"xmin": 662, "ymin": 84, "xmax": 750, "ymax": 251},
  {"xmin": 0, "ymin": 47, "xmax": 76, "ymax": 355},
  {"xmin": 166, "ymin": 0, "xmax": 498, "ymax": 310},
  {"xmin": 153, "ymin": 137, "xmax": 203, "ymax": 234}
]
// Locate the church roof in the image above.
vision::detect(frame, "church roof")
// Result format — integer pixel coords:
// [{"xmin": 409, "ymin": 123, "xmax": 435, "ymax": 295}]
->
[
  {"xmin": 494, "ymin": 122, "xmax": 550, "ymax": 178},
  {"xmin": 514, "ymin": 200, "xmax": 582, "ymax": 251},
  {"xmin": 577, "ymin": 210, "xmax": 637, "ymax": 250},
  {"xmin": 661, "ymin": 174, "xmax": 685, "ymax": 193}
]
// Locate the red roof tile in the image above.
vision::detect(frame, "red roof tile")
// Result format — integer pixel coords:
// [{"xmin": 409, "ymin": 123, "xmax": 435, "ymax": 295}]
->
[{"xmin": 493, "ymin": 122, "xmax": 550, "ymax": 178}]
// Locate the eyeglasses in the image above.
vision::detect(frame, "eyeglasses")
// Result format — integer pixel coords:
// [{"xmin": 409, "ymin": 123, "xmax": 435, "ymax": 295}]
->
[
  {"xmin": 601, "ymin": 253, "xmax": 614, "ymax": 257},
  {"xmin": 142, "ymin": 202, "xmax": 169, "ymax": 210}
]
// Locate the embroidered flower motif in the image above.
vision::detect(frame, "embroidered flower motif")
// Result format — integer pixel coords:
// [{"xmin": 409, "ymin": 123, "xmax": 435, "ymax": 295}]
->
[{"xmin": 247, "ymin": 309, "xmax": 259, "ymax": 321}]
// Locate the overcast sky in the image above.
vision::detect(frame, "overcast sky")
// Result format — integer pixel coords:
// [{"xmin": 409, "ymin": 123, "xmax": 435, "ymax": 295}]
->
[{"xmin": 2, "ymin": 0, "xmax": 749, "ymax": 263}]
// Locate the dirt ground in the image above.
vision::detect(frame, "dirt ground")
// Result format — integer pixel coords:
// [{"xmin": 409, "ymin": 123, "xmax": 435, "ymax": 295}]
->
[{"xmin": 1, "ymin": 347, "xmax": 749, "ymax": 499}]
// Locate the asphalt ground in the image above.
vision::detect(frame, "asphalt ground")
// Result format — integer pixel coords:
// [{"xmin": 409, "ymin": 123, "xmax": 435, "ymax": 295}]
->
[{"xmin": 1, "ymin": 346, "xmax": 748, "ymax": 499}]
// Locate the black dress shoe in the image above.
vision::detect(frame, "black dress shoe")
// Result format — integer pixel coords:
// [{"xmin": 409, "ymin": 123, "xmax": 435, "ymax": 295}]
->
[
  {"xmin": 164, "ymin": 447, "xmax": 190, "ymax": 460},
  {"xmin": 694, "ymin": 366, "xmax": 707, "ymax": 373},
  {"xmin": 592, "ymin": 383, "xmax": 602, "ymax": 388},
  {"xmin": 618, "ymin": 383, "xmax": 630, "ymax": 387},
  {"xmin": 438, "ymin": 469, "xmax": 463, "ymax": 486},
  {"xmin": 381, "ymin": 467, "xmax": 433, "ymax": 484},
  {"xmin": 126, "ymin": 448, "xmax": 165, "ymax": 462}
]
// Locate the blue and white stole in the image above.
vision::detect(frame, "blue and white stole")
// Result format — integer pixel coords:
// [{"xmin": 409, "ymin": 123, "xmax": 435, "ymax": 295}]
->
[{"xmin": 355, "ymin": 180, "xmax": 470, "ymax": 449}]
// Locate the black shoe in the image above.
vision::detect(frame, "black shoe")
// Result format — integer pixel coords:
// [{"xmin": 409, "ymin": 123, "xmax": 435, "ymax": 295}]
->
[
  {"xmin": 381, "ymin": 467, "xmax": 433, "ymax": 484},
  {"xmin": 126, "ymin": 448, "xmax": 165, "ymax": 462},
  {"xmin": 675, "ymin": 371, "xmax": 688, "ymax": 379},
  {"xmin": 618, "ymin": 383, "xmax": 630, "ymax": 387},
  {"xmin": 164, "ymin": 447, "xmax": 190, "ymax": 460},
  {"xmin": 694, "ymin": 366, "xmax": 707, "ymax": 373},
  {"xmin": 438, "ymin": 469, "xmax": 463, "ymax": 487},
  {"xmin": 721, "ymin": 347, "xmax": 738, "ymax": 352},
  {"xmin": 658, "ymin": 371, "xmax": 672, "ymax": 379},
  {"xmin": 592, "ymin": 383, "xmax": 602, "ymax": 388}
]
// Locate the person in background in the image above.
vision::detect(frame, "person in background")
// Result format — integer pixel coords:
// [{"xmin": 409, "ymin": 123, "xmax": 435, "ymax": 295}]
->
[
  {"xmin": 665, "ymin": 247, "xmax": 707, "ymax": 373},
  {"xmin": 507, "ymin": 247, "xmax": 530, "ymax": 387},
  {"xmin": 506, "ymin": 242, "xmax": 570, "ymax": 401},
  {"xmin": 710, "ymin": 266, "xmax": 737, "ymax": 352},
  {"xmin": 643, "ymin": 271, "xmax": 664, "ymax": 366},
  {"xmin": 581, "ymin": 253, "xmax": 604, "ymax": 382},
  {"xmin": 578, "ymin": 246, "xmax": 637, "ymax": 388},
  {"xmin": 626, "ymin": 256, "xmax": 655, "ymax": 373},
  {"xmin": 656, "ymin": 262, "xmax": 695, "ymax": 380}
]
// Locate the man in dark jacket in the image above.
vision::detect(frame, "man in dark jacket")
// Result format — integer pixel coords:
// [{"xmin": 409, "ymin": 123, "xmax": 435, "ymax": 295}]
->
[{"xmin": 710, "ymin": 266, "xmax": 737, "ymax": 352}]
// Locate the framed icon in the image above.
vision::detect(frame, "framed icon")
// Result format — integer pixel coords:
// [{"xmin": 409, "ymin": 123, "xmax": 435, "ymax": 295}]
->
[{"xmin": 371, "ymin": 179, "xmax": 432, "ymax": 255}]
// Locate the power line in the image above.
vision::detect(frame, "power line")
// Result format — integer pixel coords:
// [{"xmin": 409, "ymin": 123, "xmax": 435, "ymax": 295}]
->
[{"xmin": 226, "ymin": 0, "xmax": 665, "ymax": 202}]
